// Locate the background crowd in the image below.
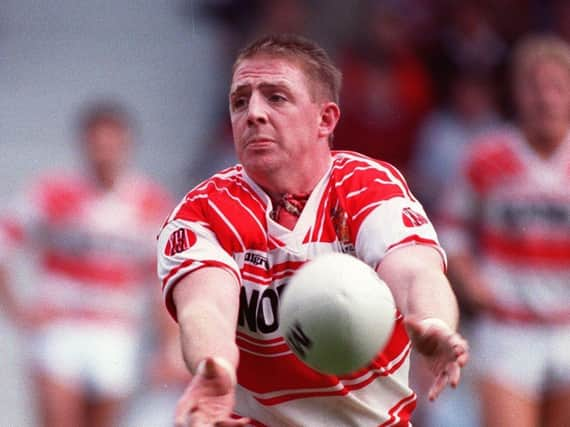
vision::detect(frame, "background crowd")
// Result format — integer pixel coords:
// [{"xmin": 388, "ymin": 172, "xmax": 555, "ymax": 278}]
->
[{"xmin": 0, "ymin": 0, "xmax": 568, "ymax": 426}]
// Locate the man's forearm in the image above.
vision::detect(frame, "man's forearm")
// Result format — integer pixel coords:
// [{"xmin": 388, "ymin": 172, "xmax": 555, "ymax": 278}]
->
[
  {"xmin": 377, "ymin": 245, "xmax": 459, "ymax": 330},
  {"xmin": 178, "ymin": 301, "xmax": 239, "ymax": 374},
  {"xmin": 404, "ymin": 267, "xmax": 459, "ymax": 330},
  {"xmin": 0, "ymin": 265, "xmax": 22, "ymax": 323},
  {"xmin": 173, "ymin": 267, "xmax": 241, "ymax": 375}
]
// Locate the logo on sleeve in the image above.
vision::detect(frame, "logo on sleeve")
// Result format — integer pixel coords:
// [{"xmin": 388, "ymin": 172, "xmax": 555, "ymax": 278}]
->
[
  {"xmin": 402, "ymin": 207, "xmax": 428, "ymax": 227},
  {"xmin": 164, "ymin": 228, "xmax": 196, "ymax": 256}
]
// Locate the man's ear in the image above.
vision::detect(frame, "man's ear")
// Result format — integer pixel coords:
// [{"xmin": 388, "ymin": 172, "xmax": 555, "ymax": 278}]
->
[{"xmin": 317, "ymin": 102, "xmax": 340, "ymax": 140}]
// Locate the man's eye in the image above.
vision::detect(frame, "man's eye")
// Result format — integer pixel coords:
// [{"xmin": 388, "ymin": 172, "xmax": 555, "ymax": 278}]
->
[
  {"xmin": 232, "ymin": 98, "xmax": 247, "ymax": 110},
  {"xmin": 269, "ymin": 94, "xmax": 286, "ymax": 103}
]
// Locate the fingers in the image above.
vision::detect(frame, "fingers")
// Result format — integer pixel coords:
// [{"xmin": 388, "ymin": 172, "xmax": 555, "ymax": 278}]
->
[
  {"xmin": 174, "ymin": 382, "xmax": 197, "ymax": 427},
  {"xmin": 457, "ymin": 350, "xmax": 469, "ymax": 367},
  {"xmin": 428, "ymin": 346, "xmax": 467, "ymax": 401},
  {"xmin": 448, "ymin": 362, "xmax": 461, "ymax": 388},
  {"xmin": 420, "ymin": 326, "xmax": 470, "ymax": 402},
  {"xmin": 450, "ymin": 334, "xmax": 470, "ymax": 370},
  {"xmin": 428, "ymin": 369, "xmax": 449, "ymax": 401},
  {"xmin": 174, "ymin": 360, "xmax": 238, "ymax": 427},
  {"xmin": 448, "ymin": 332, "xmax": 469, "ymax": 353},
  {"xmin": 184, "ymin": 409, "xmax": 249, "ymax": 427},
  {"xmin": 181, "ymin": 407, "xmax": 248, "ymax": 427},
  {"xmin": 428, "ymin": 361, "xmax": 461, "ymax": 401}
]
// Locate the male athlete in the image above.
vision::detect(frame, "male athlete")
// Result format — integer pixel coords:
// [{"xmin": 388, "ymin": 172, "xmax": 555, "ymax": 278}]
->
[
  {"xmin": 0, "ymin": 101, "xmax": 172, "ymax": 427},
  {"xmin": 158, "ymin": 34, "xmax": 468, "ymax": 426},
  {"xmin": 440, "ymin": 35, "xmax": 570, "ymax": 427}
]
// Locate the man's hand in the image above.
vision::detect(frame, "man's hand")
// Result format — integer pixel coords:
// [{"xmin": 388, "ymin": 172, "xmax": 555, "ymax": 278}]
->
[
  {"xmin": 405, "ymin": 317, "xmax": 469, "ymax": 401},
  {"xmin": 174, "ymin": 358, "xmax": 248, "ymax": 427}
]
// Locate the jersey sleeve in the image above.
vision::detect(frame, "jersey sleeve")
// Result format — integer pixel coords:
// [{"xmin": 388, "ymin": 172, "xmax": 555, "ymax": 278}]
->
[
  {"xmin": 341, "ymin": 159, "xmax": 445, "ymax": 269},
  {"xmin": 355, "ymin": 197, "xmax": 445, "ymax": 269},
  {"xmin": 157, "ymin": 198, "xmax": 241, "ymax": 320}
]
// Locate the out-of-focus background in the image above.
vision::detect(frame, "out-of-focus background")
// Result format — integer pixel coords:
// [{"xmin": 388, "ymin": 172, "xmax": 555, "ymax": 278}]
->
[{"xmin": 0, "ymin": 0, "xmax": 568, "ymax": 426}]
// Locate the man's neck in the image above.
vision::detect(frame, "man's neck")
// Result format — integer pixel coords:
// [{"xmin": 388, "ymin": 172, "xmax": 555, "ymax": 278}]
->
[
  {"xmin": 253, "ymin": 153, "xmax": 332, "ymax": 202},
  {"xmin": 90, "ymin": 167, "xmax": 124, "ymax": 192}
]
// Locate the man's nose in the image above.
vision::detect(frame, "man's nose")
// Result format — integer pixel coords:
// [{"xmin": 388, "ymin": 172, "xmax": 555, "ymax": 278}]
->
[{"xmin": 247, "ymin": 93, "xmax": 268, "ymax": 126}]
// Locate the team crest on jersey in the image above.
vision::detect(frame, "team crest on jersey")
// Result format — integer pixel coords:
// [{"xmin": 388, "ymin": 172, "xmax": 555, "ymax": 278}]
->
[
  {"xmin": 165, "ymin": 228, "xmax": 196, "ymax": 256},
  {"xmin": 331, "ymin": 202, "xmax": 355, "ymax": 254},
  {"xmin": 402, "ymin": 207, "xmax": 428, "ymax": 227}
]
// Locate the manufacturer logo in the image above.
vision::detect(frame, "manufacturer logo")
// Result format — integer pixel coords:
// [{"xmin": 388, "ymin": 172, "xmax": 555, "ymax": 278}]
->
[
  {"xmin": 164, "ymin": 228, "xmax": 196, "ymax": 256},
  {"xmin": 402, "ymin": 207, "xmax": 428, "ymax": 227},
  {"xmin": 244, "ymin": 252, "xmax": 270, "ymax": 270}
]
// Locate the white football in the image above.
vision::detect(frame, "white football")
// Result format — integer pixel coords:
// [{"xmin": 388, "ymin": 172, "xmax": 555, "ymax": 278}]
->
[{"xmin": 278, "ymin": 252, "xmax": 396, "ymax": 376}]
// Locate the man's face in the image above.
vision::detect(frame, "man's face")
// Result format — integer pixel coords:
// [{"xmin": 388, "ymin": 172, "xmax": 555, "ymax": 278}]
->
[
  {"xmin": 514, "ymin": 59, "xmax": 570, "ymax": 141},
  {"xmin": 83, "ymin": 122, "xmax": 131, "ymax": 186},
  {"xmin": 229, "ymin": 55, "xmax": 324, "ymax": 177}
]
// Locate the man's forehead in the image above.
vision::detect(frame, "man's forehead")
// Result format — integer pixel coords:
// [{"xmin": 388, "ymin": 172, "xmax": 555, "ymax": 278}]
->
[
  {"xmin": 231, "ymin": 56, "xmax": 306, "ymax": 90},
  {"xmin": 516, "ymin": 57, "xmax": 570, "ymax": 83}
]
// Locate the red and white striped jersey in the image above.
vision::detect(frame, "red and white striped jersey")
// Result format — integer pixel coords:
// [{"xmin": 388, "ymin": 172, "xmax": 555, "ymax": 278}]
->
[
  {"xmin": 158, "ymin": 151, "xmax": 445, "ymax": 426},
  {"xmin": 439, "ymin": 127, "xmax": 570, "ymax": 323},
  {"xmin": 0, "ymin": 170, "xmax": 171, "ymax": 326}
]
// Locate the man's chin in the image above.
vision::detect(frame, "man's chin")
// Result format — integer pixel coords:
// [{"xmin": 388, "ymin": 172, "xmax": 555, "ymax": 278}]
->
[{"xmin": 241, "ymin": 155, "xmax": 280, "ymax": 176}]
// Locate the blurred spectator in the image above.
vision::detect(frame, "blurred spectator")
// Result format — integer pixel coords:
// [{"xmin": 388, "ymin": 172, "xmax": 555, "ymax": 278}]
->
[
  {"xmin": 410, "ymin": 68, "xmax": 502, "ymax": 214},
  {"xmin": 379, "ymin": 0, "xmax": 443, "ymax": 54},
  {"xmin": 438, "ymin": 35, "xmax": 570, "ymax": 427},
  {"xmin": 252, "ymin": 0, "xmax": 310, "ymax": 39},
  {"xmin": 200, "ymin": 0, "xmax": 312, "ymax": 82},
  {"xmin": 0, "ymin": 100, "xmax": 175, "ymax": 427},
  {"xmin": 334, "ymin": 1, "xmax": 434, "ymax": 172},
  {"xmin": 482, "ymin": 0, "xmax": 538, "ymax": 44},
  {"xmin": 440, "ymin": 1, "xmax": 507, "ymax": 73}
]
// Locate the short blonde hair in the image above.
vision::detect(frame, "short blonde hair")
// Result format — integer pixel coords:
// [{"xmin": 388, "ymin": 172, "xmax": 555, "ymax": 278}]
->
[
  {"xmin": 233, "ymin": 33, "xmax": 342, "ymax": 104},
  {"xmin": 512, "ymin": 34, "xmax": 570, "ymax": 79}
]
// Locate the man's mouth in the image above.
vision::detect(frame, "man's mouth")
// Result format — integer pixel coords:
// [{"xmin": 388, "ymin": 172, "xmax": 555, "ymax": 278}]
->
[{"xmin": 246, "ymin": 137, "xmax": 275, "ymax": 147}]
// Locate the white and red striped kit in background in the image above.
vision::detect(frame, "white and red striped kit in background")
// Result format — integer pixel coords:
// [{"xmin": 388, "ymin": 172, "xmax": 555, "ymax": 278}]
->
[
  {"xmin": 439, "ymin": 128, "xmax": 570, "ymax": 324},
  {"xmin": 0, "ymin": 171, "xmax": 171, "ymax": 327},
  {"xmin": 158, "ymin": 151, "xmax": 446, "ymax": 427}
]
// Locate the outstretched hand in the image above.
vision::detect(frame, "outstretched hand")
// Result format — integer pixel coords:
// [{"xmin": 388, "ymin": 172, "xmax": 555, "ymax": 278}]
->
[
  {"xmin": 405, "ymin": 317, "xmax": 469, "ymax": 401},
  {"xmin": 174, "ymin": 358, "xmax": 249, "ymax": 427}
]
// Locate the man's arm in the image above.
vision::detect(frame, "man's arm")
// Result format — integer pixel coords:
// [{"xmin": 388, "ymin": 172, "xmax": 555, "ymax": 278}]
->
[
  {"xmin": 0, "ymin": 264, "xmax": 26, "ymax": 326},
  {"xmin": 377, "ymin": 244, "xmax": 457, "ymax": 328},
  {"xmin": 172, "ymin": 266, "xmax": 240, "ymax": 375},
  {"xmin": 170, "ymin": 266, "xmax": 248, "ymax": 427},
  {"xmin": 376, "ymin": 244, "xmax": 468, "ymax": 400}
]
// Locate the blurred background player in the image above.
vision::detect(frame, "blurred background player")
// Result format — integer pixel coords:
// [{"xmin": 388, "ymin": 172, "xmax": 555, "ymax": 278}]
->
[
  {"xmin": 0, "ymin": 100, "xmax": 175, "ymax": 427},
  {"xmin": 439, "ymin": 35, "xmax": 570, "ymax": 427},
  {"xmin": 157, "ymin": 33, "xmax": 468, "ymax": 427},
  {"xmin": 410, "ymin": 66, "xmax": 501, "ymax": 216}
]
